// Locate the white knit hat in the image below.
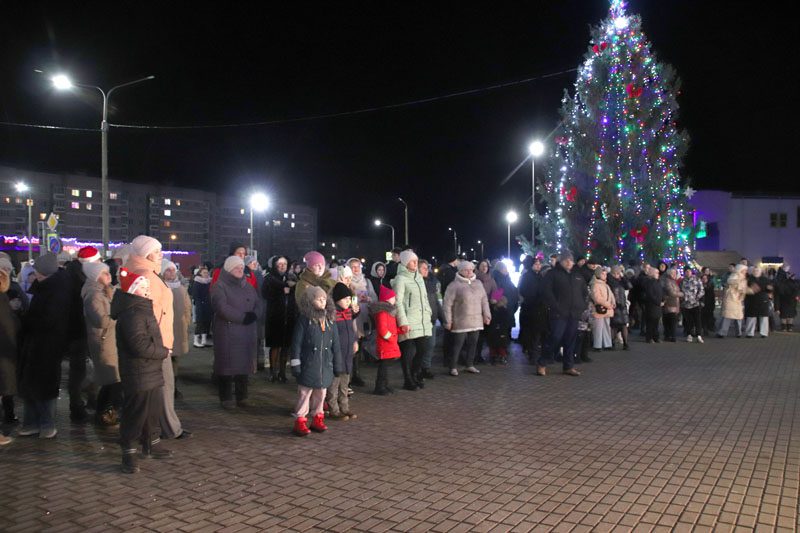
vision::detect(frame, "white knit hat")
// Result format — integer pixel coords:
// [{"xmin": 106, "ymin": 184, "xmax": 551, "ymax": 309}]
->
[
  {"xmin": 131, "ymin": 235, "xmax": 162, "ymax": 258},
  {"xmin": 224, "ymin": 255, "xmax": 245, "ymax": 273},
  {"xmin": 161, "ymin": 259, "xmax": 177, "ymax": 274},
  {"xmin": 82, "ymin": 261, "xmax": 110, "ymax": 282},
  {"xmin": 399, "ymin": 250, "xmax": 418, "ymax": 267}
]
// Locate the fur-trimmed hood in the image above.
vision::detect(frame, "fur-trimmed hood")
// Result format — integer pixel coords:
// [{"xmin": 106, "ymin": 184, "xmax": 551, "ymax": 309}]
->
[
  {"xmin": 370, "ymin": 301, "xmax": 396, "ymax": 317},
  {"xmin": 297, "ymin": 286, "xmax": 336, "ymax": 321}
]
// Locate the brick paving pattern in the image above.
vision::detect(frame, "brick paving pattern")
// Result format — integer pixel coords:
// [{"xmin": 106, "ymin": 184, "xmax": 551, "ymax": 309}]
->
[{"xmin": 1, "ymin": 332, "xmax": 799, "ymax": 532}]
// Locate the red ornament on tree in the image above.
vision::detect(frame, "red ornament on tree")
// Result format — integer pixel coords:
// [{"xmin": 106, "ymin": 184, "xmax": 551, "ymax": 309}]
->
[
  {"xmin": 566, "ymin": 186, "xmax": 578, "ymax": 202},
  {"xmin": 626, "ymin": 83, "xmax": 643, "ymax": 98},
  {"xmin": 555, "ymin": 136, "xmax": 569, "ymax": 145},
  {"xmin": 592, "ymin": 42, "xmax": 608, "ymax": 54}
]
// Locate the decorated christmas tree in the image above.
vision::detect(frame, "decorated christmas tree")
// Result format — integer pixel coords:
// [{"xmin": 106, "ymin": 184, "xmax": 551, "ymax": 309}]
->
[{"xmin": 534, "ymin": 0, "xmax": 692, "ymax": 265}]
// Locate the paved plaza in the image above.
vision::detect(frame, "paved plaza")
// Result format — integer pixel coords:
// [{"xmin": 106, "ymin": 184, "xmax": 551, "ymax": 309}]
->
[{"xmin": 2, "ymin": 331, "xmax": 799, "ymax": 532}]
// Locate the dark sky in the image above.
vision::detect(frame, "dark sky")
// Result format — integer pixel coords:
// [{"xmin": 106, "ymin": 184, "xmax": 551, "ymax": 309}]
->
[{"xmin": 1, "ymin": 1, "xmax": 797, "ymax": 259}]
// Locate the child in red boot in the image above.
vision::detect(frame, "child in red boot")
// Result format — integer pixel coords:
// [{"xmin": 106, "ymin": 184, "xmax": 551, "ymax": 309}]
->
[
  {"xmin": 371, "ymin": 285, "xmax": 401, "ymax": 395},
  {"xmin": 289, "ymin": 286, "xmax": 343, "ymax": 436},
  {"xmin": 487, "ymin": 289, "xmax": 512, "ymax": 365}
]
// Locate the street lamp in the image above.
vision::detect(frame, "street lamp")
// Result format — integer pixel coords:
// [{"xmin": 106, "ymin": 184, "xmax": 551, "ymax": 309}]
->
[
  {"xmin": 398, "ymin": 197, "xmax": 409, "ymax": 246},
  {"xmin": 51, "ymin": 72, "xmax": 155, "ymax": 257},
  {"xmin": 528, "ymin": 139, "xmax": 545, "ymax": 245},
  {"xmin": 476, "ymin": 240, "xmax": 484, "ymax": 260},
  {"xmin": 448, "ymin": 227, "xmax": 459, "ymax": 255},
  {"xmin": 374, "ymin": 219, "xmax": 395, "ymax": 250},
  {"xmin": 15, "ymin": 182, "xmax": 33, "ymax": 261},
  {"xmin": 249, "ymin": 192, "xmax": 270, "ymax": 255},
  {"xmin": 505, "ymin": 210, "xmax": 518, "ymax": 259}
]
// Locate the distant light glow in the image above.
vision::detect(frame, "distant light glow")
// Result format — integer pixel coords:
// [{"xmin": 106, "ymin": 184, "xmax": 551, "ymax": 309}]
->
[
  {"xmin": 614, "ymin": 17, "xmax": 629, "ymax": 29},
  {"xmin": 528, "ymin": 141, "xmax": 545, "ymax": 157},
  {"xmin": 52, "ymin": 74, "xmax": 73, "ymax": 90},
  {"xmin": 249, "ymin": 192, "xmax": 270, "ymax": 212},
  {"xmin": 505, "ymin": 211, "xmax": 518, "ymax": 224}
]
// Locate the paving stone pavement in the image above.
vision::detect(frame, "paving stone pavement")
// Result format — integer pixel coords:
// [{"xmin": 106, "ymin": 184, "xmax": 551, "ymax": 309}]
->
[{"xmin": 1, "ymin": 330, "xmax": 799, "ymax": 532}]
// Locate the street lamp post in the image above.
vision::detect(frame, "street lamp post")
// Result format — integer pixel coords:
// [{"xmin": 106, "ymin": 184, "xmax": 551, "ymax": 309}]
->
[
  {"xmin": 398, "ymin": 197, "xmax": 409, "ymax": 246},
  {"xmin": 249, "ymin": 192, "xmax": 270, "ymax": 257},
  {"xmin": 477, "ymin": 240, "xmax": 484, "ymax": 260},
  {"xmin": 15, "ymin": 182, "xmax": 33, "ymax": 261},
  {"xmin": 374, "ymin": 219, "xmax": 395, "ymax": 250},
  {"xmin": 528, "ymin": 140, "xmax": 545, "ymax": 246},
  {"xmin": 505, "ymin": 210, "xmax": 518, "ymax": 259},
  {"xmin": 51, "ymin": 73, "xmax": 155, "ymax": 257},
  {"xmin": 448, "ymin": 227, "xmax": 459, "ymax": 255}
]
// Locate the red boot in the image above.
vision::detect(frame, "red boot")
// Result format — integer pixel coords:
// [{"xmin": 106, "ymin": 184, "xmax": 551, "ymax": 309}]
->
[
  {"xmin": 310, "ymin": 413, "xmax": 327, "ymax": 433},
  {"xmin": 293, "ymin": 417, "xmax": 311, "ymax": 437}
]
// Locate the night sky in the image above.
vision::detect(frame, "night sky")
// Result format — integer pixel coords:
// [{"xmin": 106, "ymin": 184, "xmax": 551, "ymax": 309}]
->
[{"xmin": 1, "ymin": 1, "xmax": 797, "ymax": 260}]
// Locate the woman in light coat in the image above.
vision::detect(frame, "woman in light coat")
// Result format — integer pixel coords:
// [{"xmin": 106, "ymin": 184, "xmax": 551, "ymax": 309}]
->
[
  {"xmin": 81, "ymin": 261, "xmax": 121, "ymax": 426},
  {"xmin": 442, "ymin": 261, "xmax": 491, "ymax": 376},
  {"xmin": 590, "ymin": 268, "xmax": 616, "ymax": 350},
  {"xmin": 662, "ymin": 268, "xmax": 684, "ymax": 342},
  {"xmin": 347, "ymin": 258, "xmax": 377, "ymax": 386},
  {"xmin": 162, "ymin": 261, "xmax": 192, "ymax": 400},
  {"xmin": 717, "ymin": 264, "xmax": 748, "ymax": 337}
]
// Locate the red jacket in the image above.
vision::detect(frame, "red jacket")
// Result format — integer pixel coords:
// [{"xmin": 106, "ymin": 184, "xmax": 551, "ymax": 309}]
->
[{"xmin": 374, "ymin": 310, "xmax": 401, "ymax": 360}]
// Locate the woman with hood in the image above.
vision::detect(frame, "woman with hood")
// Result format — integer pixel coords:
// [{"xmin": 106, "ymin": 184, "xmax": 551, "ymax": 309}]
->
[
  {"xmin": 262, "ymin": 256, "xmax": 297, "ymax": 383},
  {"xmin": 775, "ymin": 266, "xmax": 798, "ymax": 331},
  {"xmin": 369, "ymin": 262, "xmax": 386, "ymax": 297},
  {"xmin": 161, "ymin": 260, "xmax": 192, "ymax": 400},
  {"xmin": 191, "ymin": 266, "xmax": 213, "ymax": 347},
  {"xmin": 295, "ymin": 251, "xmax": 337, "ymax": 306},
  {"xmin": 347, "ymin": 258, "xmax": 377, "ymax": 386},
  {"xmin": 717, "ymin": 264, "xmax": 748, "ymax": 338}
]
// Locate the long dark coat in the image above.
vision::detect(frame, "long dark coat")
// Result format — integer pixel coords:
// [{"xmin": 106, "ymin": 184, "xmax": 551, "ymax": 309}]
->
[
  {"xmin": 190, "ymin": 278, "xmax": 212, "ymax": 325},
  {"xmin": 744, "ymin": 276, "xmax": 771, "ymax": 318},
  {"xmin": 776, "ymin": 273, "xmax": 798, "ymax": 318},
  {"xmin": 211, "ymin": 270, "xmax": 263, "ymax": 376},
  {"xmin": 262, "ymin": 271, "xmax": 297, "ymax": 348},
  {"xmin": 0, "ymin": 292, "xmax": 21, "ymax": 396},
  {"xmin": 18, "ymin": 269, "xmax": 72, "ymax": 401}
]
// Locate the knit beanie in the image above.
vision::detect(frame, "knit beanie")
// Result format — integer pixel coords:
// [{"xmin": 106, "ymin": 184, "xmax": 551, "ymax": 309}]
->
[
  {"xmin": 303, "ymin": 251, "xmax": 325, "ymax": 269},
  {"xmin": 338, "ymin": 265, "xmax": 353, "ymax": 280},
  {"xmin": 119, "ymin": 267, "xmax": 149, "ymax": 294},
  {"xmin": 331, "ymin": 282, "xmax": 353, "ymax": 303},
  {"xmin": 244, "ymin": 255, "xmax": 256, "ymax": 267},
  {"xmin": 457, "ymin": 260, "xmax": 474, "ymax": 272},
  {"xmin": 161, "ymin": 259, "xmax": 177, "ymax": 274},
  {"xmin": 224, "ymin": 255, "xmax": 245, "ymax": 273},
  {"xmin": 379, "ymin": 284, "xmax": 396, "ymax": 302},
  {"xmin": 399, "ymin": 250, "xmax": 418, "ymax": 267},
  {"xmin": 131, "ymin": 235, "xmax": 162, "ymax": 258},
  {"xmin": 34, "ymin": 252, "xmax": 59, "ymax": 277},
  {"xmin": 57, "ymin": 251, "xmax": 72, "ymax": 265},
  {"xmin": 77, "ymin": 246, "xmax": 102, "ymax": 263},
  {"xmin": 82, "ymin": 261, "xmax": 110, "ymax": 282},
  {"xmin": 0, "ymin": 257, "xmax": 13, "ymax": 274}
]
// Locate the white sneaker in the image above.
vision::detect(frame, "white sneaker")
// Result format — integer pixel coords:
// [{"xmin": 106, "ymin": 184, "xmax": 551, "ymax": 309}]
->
[
  {"xmin": 686, "ymin": 335, "xmax": 693, "ymax": 343},
  {"xmin": 17, "ymin": 427, "xmax": 39, "ymax": 437},
  {"xmin": 0, "ymin": 434, "xmax": 12, "ymax": 446},
  {"xmin": 449, "ymin": 369, "xmax": 459, "ymax": 376},
  {"xmin": 697, "ymin": 336, "xmax": 704, "ymax": 344},
  {"xmin": 464, "ymin": 366, "xmax": 480, "ymax": 374},
  {"xmin": 39, "ymin": 428, "xmax": 57, "ymax": 439}
]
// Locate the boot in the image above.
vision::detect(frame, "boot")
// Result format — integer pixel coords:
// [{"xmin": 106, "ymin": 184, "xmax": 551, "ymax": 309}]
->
[
  {"xmin": 293, "ymin": 417, "xmax": 311, "ymax": 437},
  {"xmin": 310, "ymin": 413, "xmax": 327, "ymax": 432},
  {"xmin": 202, "ymin": 334, "xmax": 212, "ymax": 347},
  {"xmin": 121, "ymin": 452, "xmax": 139, "ymax": 474},
  {"xmin": 141, "ymin": 439, "xmax": 173, "ymax": 459},
  {"xmin": 235, "ymin": 376, "xmax": 249, "ymax": 407},
  {"xmin": 193, "ymin": 335, "xmax": 203, "ymax": 348},
  {"xmin": 2, "ymin": 396, "xmax": 18, "ymax": 425},
  {"xmin": 95, "ymin": 408, "xmax": 119, "ymax": 427}
]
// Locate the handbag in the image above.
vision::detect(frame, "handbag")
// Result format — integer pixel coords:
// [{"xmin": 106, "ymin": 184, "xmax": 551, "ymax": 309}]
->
[{"xmin": 594, "ymin": 304, "xmax": 608, "ymax": 314}]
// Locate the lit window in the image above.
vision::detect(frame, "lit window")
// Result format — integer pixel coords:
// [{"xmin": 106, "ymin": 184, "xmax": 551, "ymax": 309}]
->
[
  {"xmin": 164, "ymin": 198, "xmax": 171, "ymax": 205},
  {"xmin": 163, "ymin": 220, "xmax": 171, "ymax": 228},
  {"xmin": 240, "ymin": 208, "xmax": 245, "ymax": 215},
  {"xmin": 15, "ymin": 198, "xmax": 21, "ymax": 204},
  {"xmin": 110, "ymin": 192, "xmax": 118, "ymax": 200},
  {"xmin": 71, "ymin": 202, "xmax": 80, "ymax": 209},
  {"xmin": 247, "ymin": 228, "xmax": 251, "ymax": 234},
  {"xmin": 291, "ymin": 222, "xmax": 296, "ymax": 228},
  {"xmin": 86, "ymin": 191, "xmax": 93, "ymax": 198},
  {"xmin": 176, "ymin": 200, "xmax": 181, "ymax": 206},
  {"xmin": 86, "ymin": 203, "xmax": 92, "ymax": 210},
  {"xmin": 274, "ymin": 220, "xmax": 281, "ymax": 227},
  {"xmin": 284, "ymin": 213, "xmax": 289, "ymax": 218},
  {"xmin": 71, "ymin": 189, "xmax": 79, "ymax": 197},
  {"xmin": 3, "ymin": 197, "xmax": 9, "ymax": 203},
  {"xmin": 321, "ymin": 242, "xmax": 326, "ymax": 247},
  {"xmin": 331, "ymin": 255, "xmax": 336, "ymax": 260},
  {"xmin": 164, "ymin": 209, "xmax": 171, "ymax": 217},
  {"xmin": 39, "ymin": 213, "xmax": 46, "ymax": 220},
  {"xmin": 291, "ymin": 213, "xmax": 295, "ymax": 219},
  {"xmin": 332, "ymin": 243, "xmax": 336, "ymax": 249}
]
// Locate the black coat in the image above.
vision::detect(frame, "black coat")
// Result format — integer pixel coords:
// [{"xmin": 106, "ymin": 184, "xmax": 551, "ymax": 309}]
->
[
  {"xmin": 519, "ymin": 270, "xmax": 548, "ymax": 334},
  {"xmin": 643, "ymin": 277, "xmax": 664, "ymax": 318},
  {"xmin": 487, "ymin": 305, "xmax": 513, "ymax": 348},
  {"xmin": 262, "ymin": 271, "xmax": 297, "ymax": 348},
  {"xmin": 191, "ymin": 279, "xmax": 213, "ymax": 325},
  {"xmin": 702, "ymin": 279, "xmax": 716, "ymax": 312},
  {"xmin": 744, "ymin": 276, "xmax": 771, "ymax": 318},
  {"xmin": 608, "ymin": 276, "xmax": 632, "ymax": 325},
  {"xmin": 383, "ymin": 261, "xmax": 399, "ymax": 288},
  {"xmin": 542, "ymin": 263, "xmax": 587, "ymax": 321},
  {"xmin": 438, "ymin": 264, "xmax": 457, "ymax": 295},
  {"xmin": 110, "ymin": 291, "xmax": 169, "ymax": 394},
  {"xmin": 775, "ymin": 273, "xmax": 799, "ymax": 318},
  {"xmin": 0, "ymin": 292, "xmax": 21, "ymax": 396},
  {"xmin": 65, "ymin": 260, "xmax": 87, "ymax": 341},
  {"xmin": 18, "ymin": 269, "xmax": 72, "ymax": 401}
]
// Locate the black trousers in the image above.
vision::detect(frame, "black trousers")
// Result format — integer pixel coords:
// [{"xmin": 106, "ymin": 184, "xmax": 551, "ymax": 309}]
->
[
  {"xmin": 663, "ymin": 312, "xmax": 679, "ymax": 340},
  {"xmin": 218, "ymin": 375, "xmax": 248, "ymax": 402},
  {"xmin": 120, "ymin": 386, "xmax": 163, "ymax": 452},
  {"xmin": 375, "ymin": 359, "xmax": 394, "ymax": 390},
  {"xmin": 645, "ymin": 307, "xmax": 662, "ymax": 342},
  {"xmin": 96, "ymin": 382, "xmax": 124, "ymax": 413},
  {"xmin": 682, "ymin": 307, "xmax": 702, "ymax": 337},
  {"xmin": 67, "ymin": 338, "xmax": 88, "ymax": 410},
  {"xmin": 400, "ymin": 337, "xmax": 427, "ymax": 384}
]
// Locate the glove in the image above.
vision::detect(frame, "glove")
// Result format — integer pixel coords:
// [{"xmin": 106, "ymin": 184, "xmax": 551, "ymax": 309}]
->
[
  {"xmin": 398, "ymin": 325, "xmax": 410, "ymax": 334},
  {"xmin": 242, "ymin": 311, "xmax": 257, "ymax": 325},
  {"xmin": 291, "ymin": 365, "xmax": 301, "ymax": 378}
]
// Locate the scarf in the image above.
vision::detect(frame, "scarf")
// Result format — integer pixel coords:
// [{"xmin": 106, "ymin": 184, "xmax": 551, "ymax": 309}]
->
[
  {"xmin": 165, "ymin": 279, "xmax": 182, "ymax": 290},
  {"xmin": 456, "ymin": 273, "xmax": 476, "ymax": 285},
  {"xmin": 194, "ymin": 276, "xmax": 211, "ymax": 285}
]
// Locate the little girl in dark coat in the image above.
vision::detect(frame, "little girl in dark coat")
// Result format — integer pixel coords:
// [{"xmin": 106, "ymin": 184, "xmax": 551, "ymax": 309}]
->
[{"xmin": 487, "ymin": 289, "xmax": 513, "ymax": 365}]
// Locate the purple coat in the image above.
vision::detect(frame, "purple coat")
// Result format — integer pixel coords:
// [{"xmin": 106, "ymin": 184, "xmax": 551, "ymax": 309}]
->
[{"xmin": 211, "ymin": 270, "xmax": 263, "ymax": 376}]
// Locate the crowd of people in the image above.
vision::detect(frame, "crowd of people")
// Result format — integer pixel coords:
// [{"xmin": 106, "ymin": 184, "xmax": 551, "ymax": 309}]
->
[{"xmin": 1, "ymin": 238, "xmax": 798, "ymax": 473}]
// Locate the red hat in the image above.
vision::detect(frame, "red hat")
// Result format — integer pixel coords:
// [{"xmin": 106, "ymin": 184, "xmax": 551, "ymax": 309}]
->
[
  {"xmin": 379, "ymin": 284, "xmax": 396, "ymax": 302},
  {"xmin": 119, "ymin": 267, "xmax": 149, "ymax": 294},
  {"xmin": 77, "ymin": 246, "xmax": 102, "ymax": 263}
]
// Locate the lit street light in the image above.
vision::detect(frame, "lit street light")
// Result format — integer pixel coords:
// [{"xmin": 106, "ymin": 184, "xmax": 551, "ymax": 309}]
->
[
  {"xmin": 15, "ymin": 181, "xmax": 33, "ymax": 261},
  {"xmin": 448, "ymin": 227, "xmax": 459, "ymax": 255},
  {"xmin": 505, "ymin": 210, "xmax": 518, "ymax": 259},
  {"xmin": 528, "ymin": 139, "xmax": 545, "ymax": 246},
  {"xmin": 398, "ymin": 197, "xmax": 409, "ymax": 246},
  {"xmin": 476, "ymin": 240, "xmax": 484, "ymax": 260},
  {"xmin": 51, "ymin": 72, "xmax": 155, "ymax": 257},
  {"xmin": 249, "ymin": 192, "xmax": 270, "ymax": 255},
  {"xmin": 374, "ymin": 219, "xmax": 395, "ymax": 250}
]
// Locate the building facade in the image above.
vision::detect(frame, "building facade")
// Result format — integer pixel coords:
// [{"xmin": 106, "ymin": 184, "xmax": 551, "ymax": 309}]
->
[
  {"xmin": 691, "ymin": 190, "xmax": 800, "ymax": 270},
  {"xmin": 0, "ymin": 165, "xmax": 317, "ymax": 269}
]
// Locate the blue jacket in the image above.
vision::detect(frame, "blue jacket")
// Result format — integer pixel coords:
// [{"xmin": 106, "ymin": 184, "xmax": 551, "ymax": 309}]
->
[{"xmin": 290, "ymin": 315, "xmax": 343, "ymax": 389}]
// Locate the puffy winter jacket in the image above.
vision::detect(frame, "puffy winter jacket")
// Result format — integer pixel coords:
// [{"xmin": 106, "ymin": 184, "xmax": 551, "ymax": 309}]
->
[
  {"xmin": 372, "ymin": 303, "xmax": 401, "ymax": 360},
  {"xmin": 542, "ymin": 263, "xmax": 587, "ymax": 321},
  {"xmin": 289, "ymin": 314, "xmax": 343, "ymax": 389},
  {"xmin": 442, "ymin": 274, "xmax": 491, "ymax": 333},
  {"xmin": 391, "ymin": 264, "xmax": 433, "ymax": 341}
]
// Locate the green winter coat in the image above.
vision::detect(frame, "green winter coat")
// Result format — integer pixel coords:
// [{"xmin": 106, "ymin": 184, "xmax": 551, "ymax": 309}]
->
[{"xmin": 391, "ymin": 264, "xmax": 433, "ymax": 342}]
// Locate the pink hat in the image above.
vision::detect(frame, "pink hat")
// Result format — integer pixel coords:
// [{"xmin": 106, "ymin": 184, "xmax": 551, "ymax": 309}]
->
[
  {"xmin": 303, "ymin": 251, "xmax": 325, "ymax": 269},
  {"xmin": 490, "ymin": 288, "xmax": 505, "ymax": 301},
  {"xmin": 77, "ymin": 246, "xmax": 102, "ymax": 263}
]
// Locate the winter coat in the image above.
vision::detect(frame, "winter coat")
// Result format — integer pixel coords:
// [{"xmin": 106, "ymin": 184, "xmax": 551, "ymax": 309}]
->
[
  {"xmin": 442, "ymin": 274, "xmax": 491, "ymax": 333},
  {"xmin": 590, "ymin": 279, "xmax": 616, "ymax": 318},
  {"xmin": 608, "ymin": 276, "xmax": 631, "ymax": 326},
  {"xmin": 211, "ymin": 270, "xmax": 263, "ymax": 376},
  {"xmin": 680, "ymin": 277, "xmax": 705, "ymax": 309},
  {"xmin": 438, "ymin": 264, "xmax": 457, "ymax": 295},
  {"xmin": 263, "ymin": 271, "xmax": 297, "ymax": 348},
  {"xmin": 350, "ymin": 272, "xmax": 378, "ymax": 338},
  {"xmin": 776, "ymin": 272, "xmax": 799, "ymax": 318},
  {"xmin": 487, "ymin": 303, "xmax": 513, "ymax": 348},
  {"xmin": 519, "ymin": 270, "xmax": 548, "ymax": 334},
  {"xmin": 6, "ymin": 281, "xmax": 29, "ymax": 315},
  {"xmin": 663, "ymin": 277, "xmax": 683, "ymax": 314},
  {"xmin": 81, "ymin": 279, "xmax": 119, "ymax": 386},
  {"xmin": 643, "ymin": 277, "xmax": 664, "ymax": 318},
  {"xmin": 392, "ymin": 264, "xmax": 434, "ymax": 341},
  {"xmin": 110, "ymin": 291, "xmax": 169, "ymax": 394},
  {"xmin": 372, "ymin": 302, "xmax": 401, "ymax": 360},
  {"xmin": 542, "ymin": 263, "xmax": 587, "ymax": 321},
  {"xmin": 492, "ymin": 270, "xmax": 519, "ymax": 317},
  {"xmin": 334, "ymin": 307, "xmax": 358, "ymax": 375},
  {"xmin": 211, "ymin": 264, "xmax": 258, "ymax": 290},
  {"xmin": 424, "ymin": 275, "xmax": 442, "ymax": 325},
  {"xmin": 744, "ymin": 275, "xmax": 771, "ymax": 318},
  {"xmin": 383, "ymin": 261, "xmax": 399, "ymax": 288},
  {"xmin": 702, "ymin": 278, "xmax": 716, "ymax": 312},
  {"xmin": 18, "ymin": 269, "xmax": 72, "ymax": 401},
  {"xmin": 0, "ymin": 291, "xmax": 21, "ymax": 396},
  {"xmin": 289, "ymin": 301, "xmax": 343, "ymax": 389},
  {"xmin": 65, "ymin": 260, "xmax": 87, "ymax": 342},
  {"xmin": 167, "ymin": 281, "xmax": 192, "ymax": 355},
  {"xmin": 721, "ymin": 273, "xmax": 747, "ymax": 320},
  {"xmin": 369, "ymin": 262, "xmax": 385, "ymax": 297},
  {"xmin": 476, "ymin": 271, "xmax": 498, "ymax": 300},
  {"xmin": 126, "ymin": 254, "xmax": 175, "ymax": 350},
  {"xmin": 191, "ymin": 276, "xmax": 212, "ymax": 325},
  {"xmin": 294, "ymin": 268, "xmax": 337, "ymax": 307}
]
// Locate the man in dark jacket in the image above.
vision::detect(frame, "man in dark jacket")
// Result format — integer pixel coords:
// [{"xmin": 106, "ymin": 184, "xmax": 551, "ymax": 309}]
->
[
  {"xmin": 382, "ymin": 248, "xmax": 403, "ymax": 288},
  {"xmin": 643, "ymin": 267, "xmax": 665, "ymax": 343},
  {"xmin": 437, "ymin": 254, "xmax": 459, "ymax": 295},
  {"xmin": 518, "ymin": 257, "xmax": 546, "ymax": 358},
  {"xmin": 537, "ymin": 252, "xmax": 586, "ymax": 376},
  {"xmin": 64, "ymin": 259, "xmax": 92, "ymax": 422}
]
